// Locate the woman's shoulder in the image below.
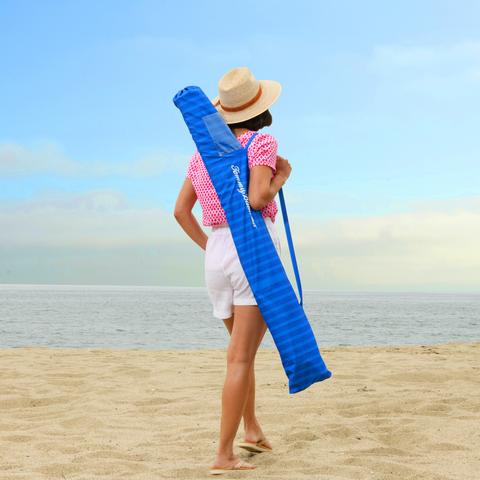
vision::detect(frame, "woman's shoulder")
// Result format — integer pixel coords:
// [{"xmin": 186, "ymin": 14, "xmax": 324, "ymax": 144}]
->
[
  {"xmin": 249, "ymin": 131, "xmax": 278, "ymax": 154},
  {"xmin": 190, "ymin": 151, "xmax": 202, "ymax": 164},
  {"xmin": 249, "ymin": 131, "xmax": 276, "ymax": 141},
  {"xmin": 245, "ymin": 131, "xmax": 278, "ymax": 149}
]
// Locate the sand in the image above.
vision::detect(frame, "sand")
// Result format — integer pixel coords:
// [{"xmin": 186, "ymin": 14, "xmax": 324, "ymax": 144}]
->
[{"xmin": 0, "ymin": 342, "xmax": 479, "ymax": 479}]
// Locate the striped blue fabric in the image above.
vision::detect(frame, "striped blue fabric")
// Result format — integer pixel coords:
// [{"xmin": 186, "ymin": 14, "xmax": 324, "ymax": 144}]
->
[{"xmin": 173, "ymin": 86, "xmax": 331, "ymax": 393}]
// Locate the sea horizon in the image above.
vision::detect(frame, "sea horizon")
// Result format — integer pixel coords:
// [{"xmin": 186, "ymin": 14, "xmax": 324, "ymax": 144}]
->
[
  {"xmin": 1, "ymin": 283, "xmax": 479, "ymax": 294},
  {"xmin": 1, "ymin": 284, "xmax": 479, "ymax": 351}
]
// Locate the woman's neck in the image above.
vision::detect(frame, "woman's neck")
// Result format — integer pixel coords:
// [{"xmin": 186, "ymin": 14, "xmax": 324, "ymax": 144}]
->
[{"xmin": 232, "ymin": 128, "xmax": 250, "ymax": 138}]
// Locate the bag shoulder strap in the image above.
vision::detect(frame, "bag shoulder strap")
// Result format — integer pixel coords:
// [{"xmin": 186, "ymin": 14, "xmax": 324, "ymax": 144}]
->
[
  {"xmin": 278, "ymin": 188, "xmax": 303, "ymax": 306},
  {"xmin": 244, "ymin": 132, "xmax": 303, "ymax": 306},
  {"xmin": 245, "ymin": 131, "xmax": 257, "ymax": 150}
]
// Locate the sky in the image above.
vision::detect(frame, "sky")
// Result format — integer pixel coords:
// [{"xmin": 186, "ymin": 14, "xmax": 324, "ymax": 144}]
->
[{"xmin": 1, "ymin": 0, "xmax": 479, "ymax": 291}]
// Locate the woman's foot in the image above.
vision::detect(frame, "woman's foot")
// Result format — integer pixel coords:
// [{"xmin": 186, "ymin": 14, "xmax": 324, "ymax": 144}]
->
[
  {"xmin": 238, "ymin": 437, "xmax": 272, "ymax": 452},
  {"xmin": 212, "ymin": 454, "xmax": 254, "ymax": 472},
  {"xmin": 243, "ymin": 423, "xmax": 272, "ymax": 450}
]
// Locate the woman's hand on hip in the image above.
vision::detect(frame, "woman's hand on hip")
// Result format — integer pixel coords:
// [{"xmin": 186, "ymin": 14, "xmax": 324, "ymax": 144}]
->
[
  {"xmin": 275, "ymin": 155, "xmax": 292, "ymax": 183},
  {"xmin": 174, "ymin": 178, "xmax": 209, "ymax": 250}
]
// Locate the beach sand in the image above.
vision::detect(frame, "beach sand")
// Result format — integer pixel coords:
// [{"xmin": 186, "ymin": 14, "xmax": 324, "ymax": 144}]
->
[{"xmin": 1, "ymin": 342, "xmax": 479, "ymax": 479}]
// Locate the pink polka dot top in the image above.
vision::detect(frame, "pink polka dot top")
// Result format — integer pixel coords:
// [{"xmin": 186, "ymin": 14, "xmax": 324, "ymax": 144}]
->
[{"xmin": 186, "ymin": 130, "xmax": 278, "ymax": 226}]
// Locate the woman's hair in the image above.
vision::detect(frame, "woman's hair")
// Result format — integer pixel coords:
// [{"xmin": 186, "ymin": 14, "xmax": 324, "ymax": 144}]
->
[{"xmin": 228, "ymin": 109, "xmax": 272, "ymax": 132}]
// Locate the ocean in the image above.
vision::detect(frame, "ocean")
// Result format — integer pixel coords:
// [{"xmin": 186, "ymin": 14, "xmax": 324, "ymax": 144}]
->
[{"xmin": 0, "ymin": 285, "xmax": 478, "ymax": 350}]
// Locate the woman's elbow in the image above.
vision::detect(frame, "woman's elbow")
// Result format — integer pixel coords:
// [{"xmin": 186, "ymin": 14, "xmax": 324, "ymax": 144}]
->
[
  {"xmin": 174, "ymin": 206, "xmax": 187, "ymax": 222},
  {"xmin": 249, "ymin": 194, "xmax": 268, "ymax": 211},
  {"xmin": 249, "ymin": 199, "xmax": 262, "ymax": 211}
]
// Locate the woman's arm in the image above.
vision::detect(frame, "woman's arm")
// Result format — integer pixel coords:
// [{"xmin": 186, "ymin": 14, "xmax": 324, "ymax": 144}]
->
[
  {"xmin": 174, "ymin": 178, "xmax": 209, "ymax": 250},
  {"xmin": 248, "ymin": 155, "xmax": 292, "ymax": 210}
]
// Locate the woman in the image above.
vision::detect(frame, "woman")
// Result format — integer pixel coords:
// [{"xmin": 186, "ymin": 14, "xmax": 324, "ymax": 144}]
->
[{"xmin": 174, "ymin": 67, "xmax": 292, "ymax": 474}]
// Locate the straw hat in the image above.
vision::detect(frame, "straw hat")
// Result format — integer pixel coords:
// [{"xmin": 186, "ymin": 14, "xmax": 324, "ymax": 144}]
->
[{"xmin": 212, "ymin": 67, "xmax": 281, "ymax": 124}]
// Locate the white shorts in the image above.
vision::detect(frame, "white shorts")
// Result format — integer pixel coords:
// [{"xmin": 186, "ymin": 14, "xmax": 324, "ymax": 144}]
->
[{"xmin": 205, "ymin": 218, "xmax": 281, "ymax": 319}]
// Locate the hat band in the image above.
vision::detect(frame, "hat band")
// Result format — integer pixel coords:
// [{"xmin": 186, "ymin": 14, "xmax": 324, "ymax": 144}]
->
[{"xmin": 216, "ymin": 85, "xmax": 262, "ymax": 113}]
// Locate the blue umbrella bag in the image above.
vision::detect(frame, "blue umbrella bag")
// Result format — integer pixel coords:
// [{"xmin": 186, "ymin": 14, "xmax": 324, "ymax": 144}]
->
[{"xmin": 173, "ymin": 86, "xmax": 331, "ymax": 393}]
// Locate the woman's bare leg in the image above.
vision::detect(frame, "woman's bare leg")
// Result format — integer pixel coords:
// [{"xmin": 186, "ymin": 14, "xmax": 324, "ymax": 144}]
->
[
  {"xmin": 242, "ymin": 357, "xmax": 272, "ymax": 446},
  {"xmin": 222, "ymin": 314, "xmax": 271, "ymax": 446},
  {"xmin": 213, "ymin": 305, "xmax": 267, "ymax": 469}
]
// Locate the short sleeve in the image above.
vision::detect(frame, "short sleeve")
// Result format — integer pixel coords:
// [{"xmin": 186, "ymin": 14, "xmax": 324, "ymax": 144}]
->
[
  {"xmin": 186, "ymin": 151, "xmax": 200, "ymax": 179},
  {"xmin": 247, "ymin": 133, "xmax": 278, "ymax": 173}
]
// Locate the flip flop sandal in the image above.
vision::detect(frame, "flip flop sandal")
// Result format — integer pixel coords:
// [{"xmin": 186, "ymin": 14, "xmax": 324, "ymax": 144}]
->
[
  {"xmin": 210, "ymin": 459, "xmax": 255, "ymax": 475},
  {"xmin": 237, "ymin": 439, "xmax": 273, "ymax": 453}
]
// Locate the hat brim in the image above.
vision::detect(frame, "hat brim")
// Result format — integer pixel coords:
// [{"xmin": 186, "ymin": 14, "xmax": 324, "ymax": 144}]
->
[{"xmin": 212, "ymin": 80, "xmax": 281, "ymax": 125}]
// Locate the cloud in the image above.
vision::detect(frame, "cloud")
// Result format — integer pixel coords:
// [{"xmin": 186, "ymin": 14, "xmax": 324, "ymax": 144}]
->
[
  {"xmin": 0, "ymin": 243, "xmax": 207, "ymax": 287},
  {"xmin": 0, "ymin": 142, "xmax": 188, "ymax": 178},
  {"xmin": 279, "ymin": 204, "xmax": 480, "ymax": 291},
  {"xmin": 0, "ymin": 189, "xmax": 206, "ymax": 286},
  {"xmin": 283, "ymin": 190, "xmax": 480, "ymax": 220},
  {"xmin": 1, "ymin": 189, "xmax": 479, "ymax": 290},
  {"xmin": 0, "ymin": 189, "xmax": 190, "ymax": 248},
  {"xmin": 406, "ymin": 196, "xmax": 480, "ymax": 214}
]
